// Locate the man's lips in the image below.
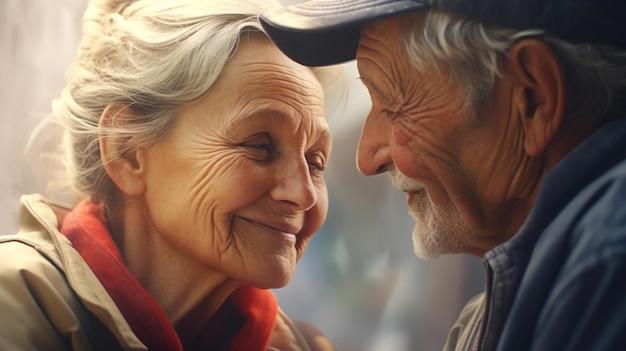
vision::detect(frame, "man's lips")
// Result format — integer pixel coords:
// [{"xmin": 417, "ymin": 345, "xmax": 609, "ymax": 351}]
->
[
  {"xmin": 399, "ymin": 186, "xmax": 426, "ymax": 195},
  {"xmin": 405, "ymin": 187, "xmax": 427, "ymax": 202},
  {"xmin": 238, "ymin": 217, "xmax": 301, "ymax": 235}
]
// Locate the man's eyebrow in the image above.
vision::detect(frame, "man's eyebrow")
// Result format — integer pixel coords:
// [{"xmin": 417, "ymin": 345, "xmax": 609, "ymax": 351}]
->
[{"xmin": 357, "ymin": 76, "xmax": 387, "ymax": 101}]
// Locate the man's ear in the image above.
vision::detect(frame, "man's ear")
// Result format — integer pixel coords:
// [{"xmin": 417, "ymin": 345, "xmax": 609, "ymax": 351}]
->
[
  {"xmin": 507, "ymin": 38, "xmax": 566, "ymax": 157},
  {"xmin": 99, "ymin": 103, "xmax": 147, "ymax": 197}
]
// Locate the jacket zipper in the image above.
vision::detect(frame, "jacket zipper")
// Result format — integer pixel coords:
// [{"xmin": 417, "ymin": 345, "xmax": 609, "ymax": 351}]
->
[{"xmin": 24, "ymin": 198, "xmax": 67, "ymax": 267}]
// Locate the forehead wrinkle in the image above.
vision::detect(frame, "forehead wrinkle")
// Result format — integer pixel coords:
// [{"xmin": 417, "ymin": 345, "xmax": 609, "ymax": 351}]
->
[
  {"xmin": 358, "ymin": 46, "xmax": 407, "ymax": 110},
  {"xmin": 357, "ymin": 20, "xmax": 415, "ymax": 110},
  {"xmin": 221, "ymin": 57, "xmax": 327, "ymax": 142},
  {"xmin": 242, "ymin": 61, "xmax": 320, "ymax": 93},
  {"xmin": 238, "ymin": 64, "xmax": 323, "ymax": 111}
]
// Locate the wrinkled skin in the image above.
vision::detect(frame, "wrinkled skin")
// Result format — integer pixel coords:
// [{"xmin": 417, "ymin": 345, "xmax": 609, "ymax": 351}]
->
[
  {"xmin": 102, "ymin": 37, "xmax": 331, "ymax": 333},
  {"xmin": 140, "ymin": 39, "xmax": 329, "ymax": 289},
  {"xmin": 355, "ymin": 12, "xmax": 551, "ymax": 258}
]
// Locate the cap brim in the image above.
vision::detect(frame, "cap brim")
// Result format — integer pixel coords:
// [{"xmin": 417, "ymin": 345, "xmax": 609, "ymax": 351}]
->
[{"xmin": 260, "ymin": 0, "xmax": 427, "ymax": 66}]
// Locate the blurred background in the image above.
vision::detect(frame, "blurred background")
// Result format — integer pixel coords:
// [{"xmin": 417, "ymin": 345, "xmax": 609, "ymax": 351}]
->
[{"xmin": 0, "ymin": 1, "xmax": 484, "ymax": 350}]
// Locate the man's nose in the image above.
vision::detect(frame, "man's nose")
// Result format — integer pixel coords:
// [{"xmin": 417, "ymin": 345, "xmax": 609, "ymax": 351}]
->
[{"xmin": 357, "ymin": 112, "xmax": 392, "ymax": 175}]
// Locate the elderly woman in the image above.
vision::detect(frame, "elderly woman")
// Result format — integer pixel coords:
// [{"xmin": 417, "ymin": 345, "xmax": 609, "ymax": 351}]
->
[{"xmin": 0, "ymin": 0, "xmax": 338, "ymax": 350}]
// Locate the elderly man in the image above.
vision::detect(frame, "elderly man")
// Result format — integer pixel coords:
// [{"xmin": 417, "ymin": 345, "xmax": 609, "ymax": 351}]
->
[{"xmin": 260, "ymin": 0, "xmax": 626, "ymax": 350}]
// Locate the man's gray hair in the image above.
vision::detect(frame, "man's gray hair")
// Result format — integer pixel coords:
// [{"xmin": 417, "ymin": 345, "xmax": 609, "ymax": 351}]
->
[{"xmin": 404, "ymin": 9, "xmax": 626, "ymax": 122}]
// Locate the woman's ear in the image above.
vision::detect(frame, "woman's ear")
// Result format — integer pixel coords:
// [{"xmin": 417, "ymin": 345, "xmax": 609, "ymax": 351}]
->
[
  {"xmin": 507, "ymin": 38, "xmax": 566, "ymax": 157},
  {"xmin": 99, "ymin": 103, "xmax": 147, "ymax": 197}
]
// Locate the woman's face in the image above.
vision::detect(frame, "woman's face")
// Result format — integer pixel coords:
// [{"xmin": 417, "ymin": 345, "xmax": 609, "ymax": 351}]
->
[{"xmin": 139, "ymin": 38, "xmax": 330, "ymax": 289}]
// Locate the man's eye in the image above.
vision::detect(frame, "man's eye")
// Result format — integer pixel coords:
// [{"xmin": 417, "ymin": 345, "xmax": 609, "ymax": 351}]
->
[{"xmin": 381, "ymin": 108, "xmax": 396, "ymax": 117}]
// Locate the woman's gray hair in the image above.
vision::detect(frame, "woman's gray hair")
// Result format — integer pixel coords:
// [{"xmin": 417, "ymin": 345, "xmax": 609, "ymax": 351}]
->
[
  {"xmin": 404, "ymin": 9, "xmax": 626, "ymax": 122},
  {"xmin": 47, "ymin": 0, "xmax": 341, "ymax": 214}
]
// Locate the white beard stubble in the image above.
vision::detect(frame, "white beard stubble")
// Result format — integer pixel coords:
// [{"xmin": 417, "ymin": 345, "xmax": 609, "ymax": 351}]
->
[{"xmin": 389, "ymin": 167, "xmax": 475, "ymax": 259}]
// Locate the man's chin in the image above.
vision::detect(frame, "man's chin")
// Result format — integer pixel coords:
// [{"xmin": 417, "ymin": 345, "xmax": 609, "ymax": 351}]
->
[
  {"xmin": 409, "ymin": 208, "xmax": 445, "ymax": 259},
  {"xmin": 412, "ymin": 222, "xmax": 475, "ymax": 259},
  {"xmin": 412, "ymin": 238, "xmax": 442, "ymax": 259}
]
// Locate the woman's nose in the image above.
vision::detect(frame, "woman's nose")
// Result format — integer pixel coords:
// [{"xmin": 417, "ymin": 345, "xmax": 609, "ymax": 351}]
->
[
  {"xmin": 357, "ymin": 112, "xmax": 392, "ymax": 175},
  {"xmin": 270, "ymin": 158, "xmax": 317, "ymax": 211}
]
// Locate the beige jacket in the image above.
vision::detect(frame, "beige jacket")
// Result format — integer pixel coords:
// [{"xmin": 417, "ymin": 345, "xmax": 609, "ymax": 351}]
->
[
  {"xmin": 0, "ymin": 194, "xmax": 330, "ymax": 351},
  {"xmin": 443, "ymin": 293, "xmax": 486, "ymax": 351}
]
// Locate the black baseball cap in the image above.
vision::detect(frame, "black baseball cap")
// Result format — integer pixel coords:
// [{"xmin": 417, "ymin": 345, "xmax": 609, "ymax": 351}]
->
[{"xmin": 260, "ymin": 0, "xmax": 626, "ymax": 66}]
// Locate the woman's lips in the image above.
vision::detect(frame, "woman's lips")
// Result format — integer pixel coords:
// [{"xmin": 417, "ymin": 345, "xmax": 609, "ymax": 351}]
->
[{"xmin": 239, "ymin": 217, "xmax": 300, "ymax": 235}]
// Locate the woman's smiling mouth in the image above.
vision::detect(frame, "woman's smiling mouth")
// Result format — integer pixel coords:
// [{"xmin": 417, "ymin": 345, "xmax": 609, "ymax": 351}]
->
[{"xmin": 237, "ymin": 216, "xmax": 301, "ymax": 236}]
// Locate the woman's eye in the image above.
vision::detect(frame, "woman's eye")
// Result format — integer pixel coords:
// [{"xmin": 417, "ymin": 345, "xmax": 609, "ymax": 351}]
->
[
  {"xmin": 307, "ymin": 154, "xmax": 326, "ymax": 172},
  {"xmin": 244, "ymin": 133, "xmax": 273, "ymax": 151},
  {"xmin": 241, "ymin": 134, "xmax": 275, "ymax": 161},
  {"xmin": 251, "ymin": 142, "xmax": 272, "ymax": 151}
]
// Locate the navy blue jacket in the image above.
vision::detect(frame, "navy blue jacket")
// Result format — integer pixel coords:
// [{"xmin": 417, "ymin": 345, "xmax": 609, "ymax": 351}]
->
[{"xmin": 448, "ymin": 118, "xmax": 626, "ymax": 350}]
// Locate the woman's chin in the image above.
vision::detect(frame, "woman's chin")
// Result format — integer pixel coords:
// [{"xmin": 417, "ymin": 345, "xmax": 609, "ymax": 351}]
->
[{"xmin": 244, "ymin": 263, "xmax": 295, "ymax": 290}]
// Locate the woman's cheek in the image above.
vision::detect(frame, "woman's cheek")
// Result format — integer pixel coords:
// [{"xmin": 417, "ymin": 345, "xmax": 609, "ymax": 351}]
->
[{"xmin": 297, "ymin": 185, "xmax": 328, "ymax": 259}]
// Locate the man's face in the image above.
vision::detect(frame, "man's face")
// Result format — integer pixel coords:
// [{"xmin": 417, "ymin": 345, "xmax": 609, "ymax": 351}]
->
[{"xmin": 355, "ymin": 12, "xmax": 526, "ymax": 258}]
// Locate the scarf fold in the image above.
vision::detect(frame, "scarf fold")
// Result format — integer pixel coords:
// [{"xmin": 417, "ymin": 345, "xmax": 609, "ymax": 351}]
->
[{"xmin": 61, "ymin": 199, "xmax": 278, "ymax": 350}]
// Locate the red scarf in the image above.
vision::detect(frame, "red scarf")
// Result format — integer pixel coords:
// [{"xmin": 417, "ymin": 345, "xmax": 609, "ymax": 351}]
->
[{"xmin": 60, "ymin": 200, "xmax": 277, "ymax": 350}]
